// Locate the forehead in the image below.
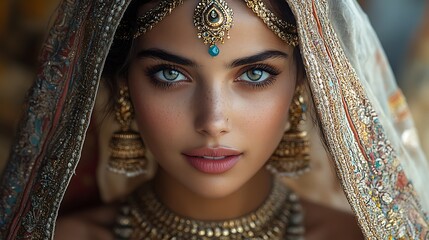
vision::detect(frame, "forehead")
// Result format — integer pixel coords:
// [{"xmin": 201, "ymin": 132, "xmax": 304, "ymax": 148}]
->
[{"xmin": 134, "ymin": 0, "xmax": 293, "ymax": 62}]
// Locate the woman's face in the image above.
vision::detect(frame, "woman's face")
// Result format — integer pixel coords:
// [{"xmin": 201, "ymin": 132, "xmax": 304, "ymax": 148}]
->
[{"xmin": 128, "ymin": 0, "xmax": 298, "ymax": 198}]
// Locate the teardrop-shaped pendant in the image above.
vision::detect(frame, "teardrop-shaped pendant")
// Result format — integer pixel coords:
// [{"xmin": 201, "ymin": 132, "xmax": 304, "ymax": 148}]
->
[
  {"xmin": 209, "ymin": 45, "xmax": 220, "ymax": 56},
  {"xmin": 205, "ymin": 5, "xmax": 224, "ymax": 27},
  {"xmin": 194, "ymin": 0, "xmax": 233, "ymax": 57},
  {"xmin": 209, "ymin": 9, "xmax": 219, "ymax": 22}
]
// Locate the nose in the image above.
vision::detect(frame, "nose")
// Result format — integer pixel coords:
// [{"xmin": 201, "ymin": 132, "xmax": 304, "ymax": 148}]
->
[{"xmin": 194, "ymin": 84, "xmax": 230, "ymax": 138}]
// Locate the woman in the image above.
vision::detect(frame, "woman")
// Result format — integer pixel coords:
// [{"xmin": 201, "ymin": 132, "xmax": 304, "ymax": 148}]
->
[{"xmin": 0, "ymin": 0, "xmax": 428, "ymax": 239}]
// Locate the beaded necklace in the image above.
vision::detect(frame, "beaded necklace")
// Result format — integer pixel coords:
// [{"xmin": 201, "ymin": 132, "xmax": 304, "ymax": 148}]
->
[{"xmin": 113, "ymin": 177, "xmax": 304, "ymax": 239}]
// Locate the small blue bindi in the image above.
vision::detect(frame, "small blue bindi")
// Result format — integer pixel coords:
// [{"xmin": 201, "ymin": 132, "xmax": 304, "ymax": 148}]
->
[{"xmin": 209, "ymin": 45, "xmax": 220, "ymax": 57}]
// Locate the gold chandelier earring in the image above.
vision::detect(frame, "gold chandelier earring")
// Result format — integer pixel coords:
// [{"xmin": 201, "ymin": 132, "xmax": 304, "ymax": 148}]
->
[
  {"xmin": 267, "ymin": 85, "xmax": 310, "ymax": 177},
  {"xmin": 107, "ymin": 85, "xmax": 147, "ymax": 177}
]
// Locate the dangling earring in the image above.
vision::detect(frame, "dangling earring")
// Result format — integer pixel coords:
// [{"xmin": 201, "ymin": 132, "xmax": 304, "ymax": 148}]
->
[
  {"xmin": 267, "ymin": 85, "xmax": 310, "ymax": 177},
  {"xmin": 108, "ymin": 84, "xmax": 147, "ymax": 177}
]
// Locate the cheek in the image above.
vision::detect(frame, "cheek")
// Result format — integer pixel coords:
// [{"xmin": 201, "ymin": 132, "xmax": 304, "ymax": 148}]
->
[
  {"xmin": 134, "ymin": 98, "xmax": 179, "ymax": 137},
  {"xmin": 221, "ymin": 83, "xmax": 295, "ymax": 186},
  {"xmin": 242, "ymin": 61, "xmax": 296, "ymax": 120},
  {"xmin": 127, "ymin": 69, "xmax": 189, "ymax": 150},
  {"xmin": 237, "ymin": 79, "xmax": 295, "ymax": 145}
]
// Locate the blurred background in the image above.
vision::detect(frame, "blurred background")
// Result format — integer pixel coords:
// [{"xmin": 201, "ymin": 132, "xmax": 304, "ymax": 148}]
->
[
  {"xmin": 0, "ymin": 0, "xmax": 428, "ymax": 209},
  {"xmin": 0, "ymin": 0, "xmax": 60, "ymax": 171}
]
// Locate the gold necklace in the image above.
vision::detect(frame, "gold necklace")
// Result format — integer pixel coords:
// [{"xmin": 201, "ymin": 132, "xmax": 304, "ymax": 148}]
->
[{"xmin": 113, "ymin": 177, "xmax": 304, "ymax": 239}]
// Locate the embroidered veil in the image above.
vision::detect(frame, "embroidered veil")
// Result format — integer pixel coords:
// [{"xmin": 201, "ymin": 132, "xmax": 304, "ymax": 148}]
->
[{"xmin": 0, "ymin": 0, "xmax": 428, "ymax": 239}]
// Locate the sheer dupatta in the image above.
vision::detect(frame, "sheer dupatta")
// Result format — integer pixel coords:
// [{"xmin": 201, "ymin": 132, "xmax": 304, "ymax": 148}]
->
[{"xmin": 286, "ymin": 0, "xmax": 429, "ymax": 238}]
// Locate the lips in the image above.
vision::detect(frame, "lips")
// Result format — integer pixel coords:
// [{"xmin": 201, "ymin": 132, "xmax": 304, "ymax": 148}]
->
[{"xmin": 182, "ymin": 147, "xmax": 242, "ymax": 174}]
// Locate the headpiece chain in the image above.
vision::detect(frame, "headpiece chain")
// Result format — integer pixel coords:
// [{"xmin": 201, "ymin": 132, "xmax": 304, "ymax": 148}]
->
[{"xmin": 118, "ymin": 0, "xmax": 299, "ymax": 56}]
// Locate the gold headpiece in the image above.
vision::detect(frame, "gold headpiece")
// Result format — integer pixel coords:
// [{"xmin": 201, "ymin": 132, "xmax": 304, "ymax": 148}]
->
[
  {"xmin": 244, "ymin": 0, "xmax": 298, "ymax": 47},
  {"xmin": 134, "ymin": 0, "xmax": 185, "ymax": 38},
  {"xmin": 193, "ymin": 0, "xmax": 233, "ymax": 56},
  {"xmin": 120, "ymin": 0, "xmax": 299, "ymax": 55}
]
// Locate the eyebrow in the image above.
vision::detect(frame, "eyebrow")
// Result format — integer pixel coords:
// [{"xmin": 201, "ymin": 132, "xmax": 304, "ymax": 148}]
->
[
  {"xmin": 229, "ymin": 50, "xmax": 289, "ymax": 68},
  {"xmin": 136, "ymin": 48, "xmax": 289, "ymax": 68},
  {"xmin": 136, "ymin": 48, "xmax": 198, "ymax": 67}
]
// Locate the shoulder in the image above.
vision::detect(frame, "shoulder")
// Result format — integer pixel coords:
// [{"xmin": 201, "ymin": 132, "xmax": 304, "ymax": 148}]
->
[{"xmin": 302, "ymin": 199, "xmax": 364, "ymax": 240}]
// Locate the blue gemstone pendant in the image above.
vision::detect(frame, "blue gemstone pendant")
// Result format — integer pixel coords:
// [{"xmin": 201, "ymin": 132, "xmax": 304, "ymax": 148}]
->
[{"xmin": 208, "ymin": 45, "xmax": 220, "ymax": 57}]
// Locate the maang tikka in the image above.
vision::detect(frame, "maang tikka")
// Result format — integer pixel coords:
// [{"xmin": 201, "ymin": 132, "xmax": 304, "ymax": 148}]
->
[
  {"xmin": 193, "ymin": 0, "xmax": 234, "ymax": 57},
  {"xmin": 108, "ymin": 85, "xmax": 148, "ymax": 177},
  {"xmin": 267, "ymin": 85, "xmax": 310, "ymax": 177},
  {"xmin": 119, "ymin": 0, "xmax": 299, "ymax": 53}
]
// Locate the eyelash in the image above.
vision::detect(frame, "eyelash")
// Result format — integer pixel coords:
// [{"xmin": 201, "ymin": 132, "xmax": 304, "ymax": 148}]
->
[
  {"xmin": 235, "ymin": 64, "xmax": 280, "ymax": 89},
  {"xmin": 144, "ymin": 63, "xmax": 280, "ymax": 90},
  {"xmin": 145, "ymin": 64, "xmax": 189, "ymax": 89}
]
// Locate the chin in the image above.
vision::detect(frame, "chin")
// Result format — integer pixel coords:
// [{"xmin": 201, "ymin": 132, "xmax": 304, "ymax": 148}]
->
[{"xmin": 183, "ymin": 175, "xmax": 246, "ymax": 199}]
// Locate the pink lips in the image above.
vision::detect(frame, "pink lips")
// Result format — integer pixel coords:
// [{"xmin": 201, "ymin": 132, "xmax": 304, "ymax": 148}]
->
[{"xmin": 182, "ymin": 147, "xmax": 242, "ymax": 174}]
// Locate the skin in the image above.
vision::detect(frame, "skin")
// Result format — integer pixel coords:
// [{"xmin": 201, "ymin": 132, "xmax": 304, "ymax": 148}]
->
[{"xmin": 127, "ymin": 0, "xmax": 296, "ymax": 220}]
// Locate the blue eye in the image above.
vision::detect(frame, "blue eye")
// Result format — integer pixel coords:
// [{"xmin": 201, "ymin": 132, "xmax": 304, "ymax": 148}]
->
[
  {"xmin": 154, "ymin": 69, "xmax": 187, "ymax": 82},
  {"xmin": 235, "ymin": 65, "xmax": 281, "ymax": 89},
  {"xmin": 239, "ymin": 69, "xmax": 271, "ymax": 82}
]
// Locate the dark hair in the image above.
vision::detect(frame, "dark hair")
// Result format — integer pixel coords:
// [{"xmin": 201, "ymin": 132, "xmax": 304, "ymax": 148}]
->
[{"xmin": 103, "ymin": 0, "xmax": 305, "ymax": 110}]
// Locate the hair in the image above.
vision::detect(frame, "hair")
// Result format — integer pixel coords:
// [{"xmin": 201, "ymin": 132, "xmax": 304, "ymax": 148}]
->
[{"xmin": 103, "ymin": 0, "xmax": 305, "ymax": 111}]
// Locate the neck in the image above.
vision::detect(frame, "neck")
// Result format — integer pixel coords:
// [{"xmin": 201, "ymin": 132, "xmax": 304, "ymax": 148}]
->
[{"xmin": 152, "ymin": 167, "xmax": 273, "ymax": 221}]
